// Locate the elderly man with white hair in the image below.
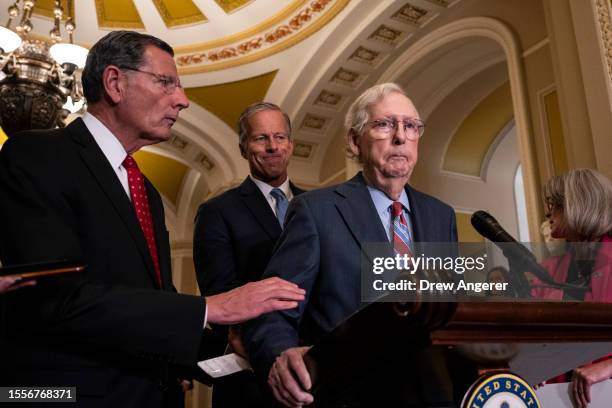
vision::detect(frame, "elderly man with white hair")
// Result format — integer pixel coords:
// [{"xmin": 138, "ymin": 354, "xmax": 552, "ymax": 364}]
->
[{"xmin": 244, "ymin": 83, "xmax": 458, "ymax": 408}]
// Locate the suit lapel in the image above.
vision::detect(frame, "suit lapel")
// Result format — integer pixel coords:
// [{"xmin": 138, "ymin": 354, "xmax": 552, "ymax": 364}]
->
[
  {"xmin": 334, "ymin": 173, "xmax": 389, "ymax": 246},
  {"xmin": 405, "ymin": 186, "xmax": 426, "ymax": 242},
  {"xmin": 68, "ymin": 119, "xmax": 159, "ymax": 286},
  {"xmin": 239, "ymin": 177, "xmax": 282, "ymax": 240}
]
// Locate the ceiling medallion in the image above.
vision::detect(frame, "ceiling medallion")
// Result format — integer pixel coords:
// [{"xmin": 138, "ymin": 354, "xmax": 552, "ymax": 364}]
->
[{"xmin": 176, "ymin": 0, "xmax": 350, "ymax": 74}]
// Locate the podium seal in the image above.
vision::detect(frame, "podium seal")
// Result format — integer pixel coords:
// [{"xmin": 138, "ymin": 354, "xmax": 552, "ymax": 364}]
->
[{"xmin": 461, "ymin": 372, "xmax": 541, "ymax": 408}]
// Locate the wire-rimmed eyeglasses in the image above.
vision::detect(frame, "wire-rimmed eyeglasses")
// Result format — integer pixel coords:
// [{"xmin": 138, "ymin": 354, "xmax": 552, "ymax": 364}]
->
[
  {"xmin": 364, "ymin": 117, "xmax": 425, "ymax": 140},
  {"xmin": 120, "ymin": 67, "xmax": 182, "ymax": 95}
]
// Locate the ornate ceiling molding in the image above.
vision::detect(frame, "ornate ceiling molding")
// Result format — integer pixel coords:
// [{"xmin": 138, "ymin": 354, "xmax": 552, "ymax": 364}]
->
[
  {"xmin": 595, "ymin": 0, "xmax": 612, "ymax": 90},
  {"xmin": 176, "ymin": 0, "xmax": 350, "ymax": 74}
]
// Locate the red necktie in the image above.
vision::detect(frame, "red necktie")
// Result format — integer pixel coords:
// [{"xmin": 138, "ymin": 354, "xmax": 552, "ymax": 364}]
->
[
  {"xmin": 391, "ymin": 201, "xmax": 413, "ymax": 256},
  {"xmin": 123, "ymin": 155, "xmax": 162, "ymax": 288}
]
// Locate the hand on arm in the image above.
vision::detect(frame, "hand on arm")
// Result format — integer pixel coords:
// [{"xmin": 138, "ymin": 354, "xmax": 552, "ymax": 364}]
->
[
  {"xmin": 268, "ymin": 346, "xmax": 313, "ymax": 407},
  {"xmin": 571, "ymin": 358, "xmax": 612, "ymax": 408},
  {"xmin": 205, "ymin": 277, "xmax": 305, "ymax": 325}
]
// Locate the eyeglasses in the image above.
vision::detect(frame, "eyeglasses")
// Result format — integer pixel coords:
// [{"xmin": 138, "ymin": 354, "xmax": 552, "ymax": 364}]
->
[
  {"xmin": 120, "ymin": 67, "xmax": 182, "ymax": 95},
  {"xmin": 364, "ymin": 117, "xmax": 425, "ymax": 140},
  {"xmin": 249, "ymin": 134, "xmax": 291, "ymax": 145}
]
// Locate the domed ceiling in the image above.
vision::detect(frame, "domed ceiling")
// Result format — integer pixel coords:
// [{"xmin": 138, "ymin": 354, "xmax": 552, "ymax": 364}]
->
[{"xmin": 3, "ymin": 0, "xmax": 511, "ymax": 240}]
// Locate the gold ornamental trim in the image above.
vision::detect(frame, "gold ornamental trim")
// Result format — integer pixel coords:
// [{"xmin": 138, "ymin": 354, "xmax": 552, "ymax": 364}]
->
[
  {"xmin": 595, "ymin": 0, "xmax": 612, "ymax": 88},
  {"xmin": 152, "ymin": 0, "xmax": 208, "ymax": 28},
  {"xmin": 214, "ymin": 0, "xmax": 255, "ymax": 14},
  {"xmin": 95, "ymin": 0, "xmax": 145, "ymax": 30},
  {"xmin": 174, "ymin": 0, "xmax": 309, "ymax": 54},
  {"xmin": 177, "ymin": 0, "xmax": 350, "ymax": 74}
]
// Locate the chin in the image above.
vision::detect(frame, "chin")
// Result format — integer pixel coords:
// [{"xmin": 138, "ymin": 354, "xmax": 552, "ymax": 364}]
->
[{"xmin": 382, "ymin": 166, "xmax": 412, "ymax": 178}]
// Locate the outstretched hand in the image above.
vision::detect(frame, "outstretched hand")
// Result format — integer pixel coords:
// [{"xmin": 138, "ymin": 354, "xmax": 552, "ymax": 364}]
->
[
  {"xmin": 206, "ymin": 277, "xmax": 305, "ymax": 325},
  {"xmin": 571, "ymin": 359, "xmax": 612, "ymax": 408}
]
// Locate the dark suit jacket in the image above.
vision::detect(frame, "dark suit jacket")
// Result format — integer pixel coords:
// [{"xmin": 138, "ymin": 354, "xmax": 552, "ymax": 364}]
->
[
  {"xmin": 193, "ymin": 176, "xmax": 305, "ymax": 296},
  {"xmin": 193, "ymin": 176, "xmax": 304, "ymax": 407},
  {"xmin": 243, "ymin": 173, "xmax": 458, "ymax": 407},
  {"xmin": 0, "ymin": 118, "xmax": 206, "ymax": 407}
]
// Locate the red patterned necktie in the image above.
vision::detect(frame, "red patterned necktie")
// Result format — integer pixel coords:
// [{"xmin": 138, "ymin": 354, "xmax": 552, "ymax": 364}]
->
[
  {"xmin": 391, "ymin": 201, "xmax": 413, "ymax": 256},
  {"xmin": 123, "ymin": 155, "xmax": 162, "ymax": 288}
]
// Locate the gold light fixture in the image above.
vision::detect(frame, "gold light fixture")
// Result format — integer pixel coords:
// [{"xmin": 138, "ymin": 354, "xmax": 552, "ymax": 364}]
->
[{"xmin": 0, "ymin": 0, "xmax": 87, "ymax": 137}]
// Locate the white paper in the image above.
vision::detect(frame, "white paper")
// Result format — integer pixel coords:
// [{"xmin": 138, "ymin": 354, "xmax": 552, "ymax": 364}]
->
[
  {"xmin": 536, "ymin": 380, "xmax": 612, "ymax": 408},
  {"xmin": 197, "ymin": 353, "xmax": 252, "ymax": 378}
]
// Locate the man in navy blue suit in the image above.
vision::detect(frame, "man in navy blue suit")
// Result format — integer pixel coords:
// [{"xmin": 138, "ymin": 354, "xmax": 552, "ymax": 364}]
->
[
  {"xmin": 193, "ymin": 102, "xmax": 305, "ymax": 407},
  {"xmin": 244, "ymin": 83, "xmax": 458, "ymax": 407}
]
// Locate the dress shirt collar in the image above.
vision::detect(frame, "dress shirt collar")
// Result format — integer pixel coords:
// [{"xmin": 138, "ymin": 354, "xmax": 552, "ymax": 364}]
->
[
  {"xmin": 249, "ymin": 175, "xmax": 293, "ymax": 201},
  {"xmin": 367, "ymin": 184, "xmax": 411, "ymax": 217},
  {"xmin": 82, "ymin": 112, "xmax": 128, "ymax": 170}
]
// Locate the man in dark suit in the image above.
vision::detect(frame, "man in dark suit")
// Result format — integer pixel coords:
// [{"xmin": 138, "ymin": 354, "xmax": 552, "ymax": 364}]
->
[
  {"xmin": 243, "ymin": 83, "xmax": 458, "ymax": 407},
  {"xmin": 0, "ymin": 31, "xmax": 304, "ymax": 407},
  {"xmin": 193, "ymin": 102, "xmax": 304, "ymax": 407}
]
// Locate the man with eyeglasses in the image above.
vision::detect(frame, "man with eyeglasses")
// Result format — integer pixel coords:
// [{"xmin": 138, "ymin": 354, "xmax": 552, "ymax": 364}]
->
[
  {"xmin": 193, "ymin": 102, "xmax": 305, "ymax": 407},
  {"xmin": 243, "ymin": 83, "xmax": 458, "ymax": 407},
  {"xmin": 0, "ymin": 31, "xmax": 305, "ymax": 407}
]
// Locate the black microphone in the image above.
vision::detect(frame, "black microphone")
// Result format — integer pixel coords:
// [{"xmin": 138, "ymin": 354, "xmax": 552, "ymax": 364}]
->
[{"xmin": 470, "ymin": 211, "xmax": 559, "ymax": 287}]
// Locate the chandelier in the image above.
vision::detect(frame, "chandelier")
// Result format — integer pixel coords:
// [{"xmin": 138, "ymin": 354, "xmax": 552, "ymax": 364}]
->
[{"xmin": 0, "ymin": 0, "xmax": 88, "ymax": 137}]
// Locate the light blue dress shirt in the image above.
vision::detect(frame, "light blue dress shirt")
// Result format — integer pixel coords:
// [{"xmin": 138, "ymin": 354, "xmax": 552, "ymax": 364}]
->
[{"xmin": 367, "ymin": 185, "xmax": 414, "ymax": 242}]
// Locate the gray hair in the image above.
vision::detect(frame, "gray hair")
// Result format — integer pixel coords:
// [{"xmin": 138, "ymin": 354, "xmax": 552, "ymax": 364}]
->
[
  {"xmin": 343, "ymin": 83, "xmax": 410, "ymax": 159},
  {"xmin": 82, "ymin": 31, "xmax": 174, "ymax": 103},
  {"xmin": 238, "ymin": 102, "xmax": 292, "ymax": 153},
  {"xmin": 544, "ymin": 168, "xmax": 612, "ymax": 241}
]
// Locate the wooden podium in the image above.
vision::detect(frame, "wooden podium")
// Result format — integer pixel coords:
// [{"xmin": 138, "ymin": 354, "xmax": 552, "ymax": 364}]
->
[{"xmin": 304, "ymin": 299, "xmax": 612, "ymax": 407}]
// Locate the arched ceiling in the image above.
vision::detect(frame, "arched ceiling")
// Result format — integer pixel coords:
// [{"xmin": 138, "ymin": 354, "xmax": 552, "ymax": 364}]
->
[{"xmin": 1, "ymin": 0, "xmax": 550, "ymax": 241}]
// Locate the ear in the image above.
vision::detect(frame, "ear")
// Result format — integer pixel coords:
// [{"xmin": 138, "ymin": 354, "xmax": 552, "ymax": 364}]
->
[
  {"xmin": 347, "ymin": 129, "xmax": 361, "ymax": 157},
  {"xmin": 286, "ymin": 137, "xmax": 294, "ymax": 157},
  {"xmin": 101, "ymin": 65, "xmax": 125, "ymax": 105},
  {"xmin": 239, "ymin": 143, "xmax": 247, "ymax": 159}
]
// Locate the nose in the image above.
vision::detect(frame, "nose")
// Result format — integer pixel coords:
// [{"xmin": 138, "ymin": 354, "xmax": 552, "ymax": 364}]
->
[
  {"xmin": 265, "ymin": 137, "xmax": 279, "ymax": 152},
  {"xmin": 173, "ymin": 86, "xmax": 190, "ymax": 110},
  {"xmin": 392, "ymin": 124, "xmax": 408, "ymax": 145}
]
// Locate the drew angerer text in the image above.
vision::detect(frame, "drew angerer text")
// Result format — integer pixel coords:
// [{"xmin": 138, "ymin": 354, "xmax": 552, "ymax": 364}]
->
[
  {"xmin": 370, "ymin": 254, "xmax": 509, "ymax": 294},
  {"xmin": 372, "ymin": 278, "xmax": 508, "ymax": 293}
]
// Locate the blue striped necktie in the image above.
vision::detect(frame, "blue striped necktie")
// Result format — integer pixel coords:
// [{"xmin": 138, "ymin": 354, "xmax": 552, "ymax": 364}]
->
[{"xmin": 270, "ymin": 188, "xmax": 288, "ymax": 228}]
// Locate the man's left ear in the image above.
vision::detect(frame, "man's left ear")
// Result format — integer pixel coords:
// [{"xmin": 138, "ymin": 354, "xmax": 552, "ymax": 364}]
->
[
  {"xmin": 287, "ymin": 137, "xmax": 294, "ymax": 154},
  {"xmin": 347, "ymin": 129, "xmax": 360, "ymax": 157}
]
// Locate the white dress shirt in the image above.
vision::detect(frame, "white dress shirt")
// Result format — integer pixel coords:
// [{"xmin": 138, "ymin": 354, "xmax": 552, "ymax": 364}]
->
[
  {"xmin": 249, "ymin": 175, "xmax": 294, "ymax": 214},
  {"xmin": 81, "ymin": 113, "xmax": 208, "ymax": 327},
  {"xmin": 82, "ymin": 112, "xmax": 130, "ymax": 198}
]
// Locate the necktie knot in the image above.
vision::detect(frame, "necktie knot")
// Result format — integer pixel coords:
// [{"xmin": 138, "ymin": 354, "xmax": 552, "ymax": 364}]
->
[
  {"xmin": 270, "ymin": 188, "xmax": 286, "ymax": 202},
  {"xmin": 122, "ymin": 155, "xmax": 138, "ymax": 170},
  {"xmin": 391, "ymin": 201, "xmax": 403, "ymax": 218}
]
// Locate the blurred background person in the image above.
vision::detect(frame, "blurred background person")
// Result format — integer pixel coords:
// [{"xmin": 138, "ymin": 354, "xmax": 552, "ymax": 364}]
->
[
  {"xmin": 485, "ymin": 266, "xmax": 511, "ymax": 297},
  {"xmin": 531, "ymin": 168, "xmax": 612, "ymax": 408}
]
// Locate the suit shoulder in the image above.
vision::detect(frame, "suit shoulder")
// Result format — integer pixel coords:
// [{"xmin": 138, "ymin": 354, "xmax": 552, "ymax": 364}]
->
[
  {"xmin": 196, "ymin": 184, "xmax": 242, "ymax": 213},
  {"xmin": 409, "ymin": 187, "xmax": 453, "ymax": 214},
  {"xmin": 1, "ymin": 128, "xmax": 71, "ymax": 162},
  {"xmin": 293, "ymin": 183, "xmax": 338, "ymax": 204}
]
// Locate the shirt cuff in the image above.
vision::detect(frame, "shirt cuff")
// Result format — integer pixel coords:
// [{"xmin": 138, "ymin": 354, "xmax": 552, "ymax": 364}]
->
[{"xmin": 203, "ymin": 303, "xmax": 208, "ymax": 328}]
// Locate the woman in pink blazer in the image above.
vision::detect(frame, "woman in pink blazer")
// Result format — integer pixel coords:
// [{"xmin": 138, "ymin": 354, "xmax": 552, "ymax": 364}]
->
[{"xmin": 532, "ymin": 169, "xmax": 612, "ymax": 408}]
